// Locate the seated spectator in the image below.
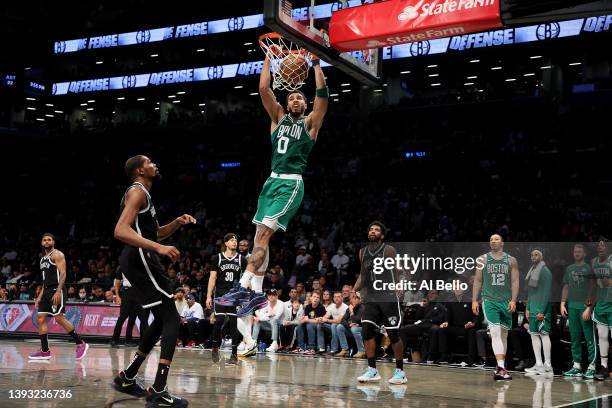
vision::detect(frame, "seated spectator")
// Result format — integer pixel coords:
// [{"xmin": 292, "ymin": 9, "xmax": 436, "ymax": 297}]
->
[
  {"xmin": 430, "ymin": 284, "xmax": 479, "ymax": 365},
  {"xmin": 7, "ymin": 284, "xmax": 18, "ymax": 301},
  {"xmin": 252, "ymin": 289, "xmax": 285, "ymax": 352},
  {"xmin": 104, "ymin": 290, "xmax": 114, "ymax": 303},
  {"xmin": 179, "ymin": 294, "xmax": 206, "ymax": 348},
  {"xmin": 296, "ymin": 282, "xmax": 306, "ymax": 302},
  {"xmin": 341, "ymin": 285, "xmax": 352, "ymax": 305},
  {"xmin": 167, "ymin": 266, "xmax": 179, "ymax": 289},
  {"xmin": 77, "ymin": 287, "xmax": 89, "ymax": 302},
  {"xmin": 67, "ymin": 286, "xmax": 78, "ymax": 302},
  {"xmin": 0, "ymin": 258, "xmax": 11, "ymax": 278},
  {"xmin": 294, "ymin": 291, "xmax": 327, "ymax": 354},
  {"xmin": 321, "ymin": 290, "xmax": 332, "ymax": 309},
  {"xmin": 399, "ymin": 290, "xmax": 446, "ymax": 362},
  {"xmin": 280, "ymin": 299, "xmax": 304, "ymax": 350},
  {"xmin": 266, "ymin": 270, "xmax": 287, "ymax": 300},
  {"xmin": 304, "ymin": 292, "xmax": 312, "ymax": 306},
  {"xmin": 286, "ymin": 287, "xmax": 300, "ymax": 305},
  {"xmin": 296, "ymin": 246, "xmax": 314, "ymax": 278},
  {"xmin": 90, "ymin": 286, "xmax": 106, "ymax": 302},
  {"xmin": 6, "ymin": 269, "xmax": 23, "ymax": 285},
  {"xmin": 318, "ymin": 252, "xmax": 334, "ymax": 281},
  {"xmin": 311, "ymin": 279, "xmax": 322, "ymax": 293},
  {"xmin": 322, "ymin": 292, "xmax": 349, "ymax": 356},
  {"xmin": 319, "ymin": 276, "xmax": 332, "ymax": 293},
  {"xmin": 175, "ymin": 288, "xmax": 188, "ymax": 315},
  {"xmin": 0, "ymin": 287, "xmax": 8, "ymax": 301},
  {"xmin": 340, "ymin": 292, "xmax": 366, "ymax": 358},
  {"xmin": 331, "ymin": 247, "xmax": 350, "ymax": 286}
]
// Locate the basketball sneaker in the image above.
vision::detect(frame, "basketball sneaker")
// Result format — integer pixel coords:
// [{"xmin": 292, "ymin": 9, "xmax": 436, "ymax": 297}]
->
[
  {"xmin": 112, "ymin": 371, "xmax": 147, "ymax": 397},
  {"xmin": 583, "ymin": 368, "xmax": 596, "ymax": 379},
  {"xmin": 29, "ymin": 350, "xmax": 51, "ymax": 360},
  {"xmin": 75, "ymin": 342, "xmax": 89, "ymax": 360},
  {"xmin": 238, "ymin": 340, "xmax": 257, "ymax": 357},
  {"xmin": 236, "ymin": 293, "xmax": 268, "ymax": 318},
  {"xmin": 388, "ymin": 369, "xmax": 407, "ymax": 384},
  {"xmin": 215, "ymin": 282, "xmax": 250, "ymax": 306},
  {"xmin": 226, "ymin": 354, "xmax": 238, "ymax": 366},
  {"xmin": 266, "ymin": 341, "xmax": 279, "ymax": 353},
  {"xmin": 524, "ymin": 364, "xmax": 543, "ymax": 374},
  {"xmin": 145, "ymin": 386, "xmax": 188, "ymax": 408},
  {"xmin": 357, "ymin": 367, "xmax": 381, "ymax": 382},
  {"xmin": 493, "ymin": 367, "xmax": 512, "ymax": 381},
  {"xmin": 595, "ymin": 366, "xmax": 610, "ymax": 381},
  {"xmin": 563, "ymin": 367, "xmax": 583, "ymax": 377}
]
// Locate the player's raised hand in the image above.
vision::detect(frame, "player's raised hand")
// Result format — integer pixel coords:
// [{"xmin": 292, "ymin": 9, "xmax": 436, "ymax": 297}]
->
[
  {"xmin": 157, "ymin": 245, "xmax": 180, "ymax": 261},
  {"xmin": 176, "ymin": 214, "xmax": 196, "ymax": 225}
]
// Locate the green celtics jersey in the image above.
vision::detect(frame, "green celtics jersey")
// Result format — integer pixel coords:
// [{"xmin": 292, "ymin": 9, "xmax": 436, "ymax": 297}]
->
[
  {"xmin": 563, "ymin": 263, "xmax": 593, "ymax": 309},
  {"xmin": 527, "ymin": 265, "xmax": 552, "ymax": 312},
  {"xmin": 271, "ymin": 115, "xmax": 315, "ymax": 175},
  {"xmin": 592, "ymin": 256, "xmax": 612, "ymax": 303},
  {"xmin": 481, "ymin": 252, "xmax": 512, "ymax": 302}
]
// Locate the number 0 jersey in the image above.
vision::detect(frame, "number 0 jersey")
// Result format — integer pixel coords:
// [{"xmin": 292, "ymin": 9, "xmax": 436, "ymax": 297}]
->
[{"xmin": 271, "ymin": 115, "xmax": 315, "ymax": 175}]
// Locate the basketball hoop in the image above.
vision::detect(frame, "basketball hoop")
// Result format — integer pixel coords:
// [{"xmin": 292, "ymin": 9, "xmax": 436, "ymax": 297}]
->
[{"xmin": 259, "ymin": 32, "xmax": 312, "ymax": 91}]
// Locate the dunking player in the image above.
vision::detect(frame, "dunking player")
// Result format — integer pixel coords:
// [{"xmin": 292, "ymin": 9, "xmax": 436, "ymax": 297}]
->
[
  {"xmin": 592, "ymin": 240, "xmax": 612, "ymax": 380},
  {"xmin": 472, "ymin": 234, "xmax": 519, "ymax": 381},
  {"xmin": 206, "ymin": 233, "xmax": 247, "ymax": 365},
  {"xmin": 112, "ymin": 155, "xmax": 196, "ymax": 408},
  {"xmin": 353, "ymin": 221, "xmax": 407, "ymax": 385},
  {"xmin": 216, "ymin": 50, "xmax": 329, "ymax": 357},
  {"xmin": 29, "ymin": 233, "xmax": 89, "ymax": 361}
]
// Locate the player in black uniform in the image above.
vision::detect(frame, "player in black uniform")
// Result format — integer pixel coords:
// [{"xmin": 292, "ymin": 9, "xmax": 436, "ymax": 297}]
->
[
  {"xmin": 29, "ymin": 233, "xmax": 89, "ymax": 361},
  {"xmin": 353, "ymin": 221, "xmax": 407, "ymax": 384},
  {"xmin": 111, "ymin": 267, "xmax": 150, "ymax": 347},
  {"xmin": 112, "ymin": 155, "xmax": 196, "ymax": 408},
  {"xmin": 206, "ymin": 233, "xmax": 247, "ymax": 365}
]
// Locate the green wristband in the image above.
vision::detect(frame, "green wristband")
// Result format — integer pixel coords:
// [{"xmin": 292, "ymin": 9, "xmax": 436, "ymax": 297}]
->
[{"xmin": 316, "ymin": 87, "xmax": 329, "ymax": 98}]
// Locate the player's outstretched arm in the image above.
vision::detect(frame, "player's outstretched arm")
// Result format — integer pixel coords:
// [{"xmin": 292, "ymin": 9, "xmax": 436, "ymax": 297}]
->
[
  {"xmin": 114, "ymin": 188, "xmax": 179, "ymax": 261},
  {"xmin": 259, "ymin": 56, "xmax": 284, "ymax": 125},
  {"xmin": 158, "ymin": 214, "xmax": 196, "ymax": 241},
  {"xmin": 306, "ymin": 55, "xmax": 328, "ymax": 140}
]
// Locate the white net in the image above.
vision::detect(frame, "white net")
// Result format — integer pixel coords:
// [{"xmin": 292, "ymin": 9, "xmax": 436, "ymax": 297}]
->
[{"xmin": 259, "ymin": 33, "xmax": 312, "ymax": 92}]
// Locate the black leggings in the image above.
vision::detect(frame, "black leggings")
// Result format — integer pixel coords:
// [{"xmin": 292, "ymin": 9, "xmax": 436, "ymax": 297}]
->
[
  {"xmin": 211, "ymin": 315, "xmax": 241, "ymax": 349},
  {"xmin": 138, "ymin": 297, "xmax": 180, "ymax": 361}
]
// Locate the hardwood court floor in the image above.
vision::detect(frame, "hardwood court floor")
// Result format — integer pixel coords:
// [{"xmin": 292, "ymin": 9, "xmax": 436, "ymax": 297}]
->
[{"xmin": 0, "ymin": 339, "xmax": 610, "ymax": 407}]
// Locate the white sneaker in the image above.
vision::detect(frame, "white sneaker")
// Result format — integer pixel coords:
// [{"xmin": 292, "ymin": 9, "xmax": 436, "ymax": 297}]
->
[
  {"xmin": 540, "ymin": 363, "xmax": 553, "ymax": 375},
  {"xmin": 266, "ymin": 341, "xmax": 279, "ymax": 353},
  {"xmin": 238, "ymin": 340, "xmax": 257, "ymax": 357},
  {"xmin": 237, "ymin": 342, "xmax": 246, "ymax": 352},
  {"xmin": 524, "ymin": 364, "xmax": 543, "ymax": 374}
]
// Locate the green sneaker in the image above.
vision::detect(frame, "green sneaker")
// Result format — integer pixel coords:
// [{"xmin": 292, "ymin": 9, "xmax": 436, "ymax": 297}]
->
[
  {"xmin": 563, "ymin": 367, "xmax": 583, "ymax": 377},
  {"xmin": 583, "ymin": 368, "xmax": 596, "ymax": 379}
]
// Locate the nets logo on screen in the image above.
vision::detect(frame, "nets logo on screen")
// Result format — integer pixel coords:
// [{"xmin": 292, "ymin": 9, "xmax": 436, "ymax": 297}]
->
[
  {"xmin": 207, "ymin": 66, "xmax": 224, "ymax": 80},
  {"xmin": 122, "ymin": 75, "xmax": 137, "ymax": 89},
  {"xmin": 410, "ymin": 41, "xmax": 431, "ymax": 56},
  {"xmin": 136, "ymin": 30, "xmax": 151, "ymax": 43},
  {"xmin": 228, "ymin": 17, "xmax": 244, "ymax": 31},
  {"xmin": 536, "ymin": 23, "xmax": 560, "ymax": 40},
  {"xmin": 54, "ymin": 41, "xmax": 66, "ymax": 54}
]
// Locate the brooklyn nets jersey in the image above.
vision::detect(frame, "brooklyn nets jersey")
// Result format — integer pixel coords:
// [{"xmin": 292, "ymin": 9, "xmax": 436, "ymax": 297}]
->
[
  {"xmin": 360, "ymin": 243, "xmax": 397, "ymax": 303},
  {"xmin": 211, "ymin": 253, "xmax": 246, "ymax": 296},
  {"xmin": 40, "ymin": 249, "xmax": 59, "ymax": 287},
  {"xmin": 119, "ymin": 182, "xmax": 159, "ymax": 243}
]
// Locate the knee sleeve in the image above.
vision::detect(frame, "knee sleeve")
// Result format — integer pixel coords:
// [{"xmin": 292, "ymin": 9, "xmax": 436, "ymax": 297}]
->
[
  {"xmin": 386, "ymin": 329, "xmax": 400, "ymax": 344},
  {"xmin": 362, "ymin": 322, "xmax": 378, "ymax": 341}
]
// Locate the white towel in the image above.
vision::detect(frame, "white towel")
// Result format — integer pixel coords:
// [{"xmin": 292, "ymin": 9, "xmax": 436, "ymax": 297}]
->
[{"xmin": 525, "ymin": 261, "xmax": 545, "ymax": 288}]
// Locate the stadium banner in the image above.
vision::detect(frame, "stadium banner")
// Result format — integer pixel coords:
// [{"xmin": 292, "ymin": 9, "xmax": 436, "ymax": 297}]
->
[
  {"xmin": 330, "ymin": 0, "xmax": 503, "ymax": 51},
  {"xmin": 355, "ymin": 242, "xmax": 606, "ymax": 306},
  {"xmin": 52, "ymin": 1, "xmax": 372, "ymax": 54},
  {"xmin": 51, "ymin": 14, "xmax": 612, "ymax": 95},
  {"xmin": 0, "ymin": 302, "xmax": 142, "ymax": 336}
]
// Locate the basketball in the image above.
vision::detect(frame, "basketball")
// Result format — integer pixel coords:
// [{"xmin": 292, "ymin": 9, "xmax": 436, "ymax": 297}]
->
[{"xmin": 279, "ymin": 53, "xmax": 308, "ymax": 85}]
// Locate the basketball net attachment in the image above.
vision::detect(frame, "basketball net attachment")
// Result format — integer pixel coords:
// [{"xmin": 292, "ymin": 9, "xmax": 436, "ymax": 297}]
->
[{"xmin": 259, "ymin": 33, "xmax": 312, "ymax": 92}]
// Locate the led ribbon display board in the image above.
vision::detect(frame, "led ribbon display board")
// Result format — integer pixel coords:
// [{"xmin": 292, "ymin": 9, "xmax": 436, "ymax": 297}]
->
[{"xmin": 52, "ymin": 15, "xmax": 612, "ymax": 95}]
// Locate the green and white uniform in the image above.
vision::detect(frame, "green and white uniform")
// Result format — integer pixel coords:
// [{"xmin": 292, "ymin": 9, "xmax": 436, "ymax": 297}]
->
[
  {"xmin": 252, "ymin": 115, "xmax": 315, "ymax": 232},
  {"xmin": 481, "ymin": 252, "xmax": 513, "ymax": 329},
  {"xmin": 563, "ymin": 262, "xmax": 597, "ymax": 366},
  {"xmin": 526, "ymin": 265, "xmax": 552, "ymax": 334},
  {"xmin": 592, "ymin": 255, "xmax": 612, "ymax": 327}
]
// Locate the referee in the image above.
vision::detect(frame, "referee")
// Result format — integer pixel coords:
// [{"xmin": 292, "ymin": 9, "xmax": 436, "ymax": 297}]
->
[{"xmin": 111, "ymin": 267, "xmax": 150, "ymax": 347}]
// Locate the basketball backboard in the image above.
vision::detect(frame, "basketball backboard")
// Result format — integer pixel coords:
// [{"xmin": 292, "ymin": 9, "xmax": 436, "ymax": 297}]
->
[{"xmin": 263, "ymin": 0, "xmax": 382, "ymax": 86}]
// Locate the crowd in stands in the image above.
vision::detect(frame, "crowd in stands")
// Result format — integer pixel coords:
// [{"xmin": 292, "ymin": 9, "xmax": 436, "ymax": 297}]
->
[{"xmin": 2, "ymin": 94, "xmax": 612, "ymax": 374}]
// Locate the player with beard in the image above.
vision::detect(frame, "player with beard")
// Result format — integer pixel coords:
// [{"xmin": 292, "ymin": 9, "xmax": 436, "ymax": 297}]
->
[
  {"xmin": 216, "ymin": 51, "xmax": 329, "ymax": 357},
  {"xmin": 112, "ymin": 155, "xmax": 196, "ymax": 408},
  {"xmin": 353, "ymin": 221, "xmax": 407, "ymax": 385}
]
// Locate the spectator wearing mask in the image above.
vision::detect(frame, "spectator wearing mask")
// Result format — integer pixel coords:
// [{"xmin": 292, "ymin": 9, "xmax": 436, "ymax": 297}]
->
[
  {"xmin": 294, "ymin": 291, "xmax": 327, "ymax": 354},
  {"xmin": 180, "ymin": 294, "xmax": 206, "ymax": 348},
  {"xmin": 77, "ymin": 287, "xmax": 89, "ymax": 302},
  {"xmin": 322, "ymin": 292, "xmax": 349, "ymax": 356},
  {"xmin": 252, "ymin": 289, "xmax": 285, "ymax": 352},
  {"xmin": 281, "ymin": 299, "xmax": 304, "ymax": 350}
]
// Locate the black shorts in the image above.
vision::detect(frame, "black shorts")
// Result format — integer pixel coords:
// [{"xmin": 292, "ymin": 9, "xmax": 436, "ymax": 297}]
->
[
  {"xmin": 213, "ymin": 303, "xmax": 237, "ymax": 317},
  {"xmin": 362, "ymin": 301, "xmax": 402, "ymax": 330},
  {"xmin": 120, "ymin": 246, "xmax": 173, "ymax": 309},
  {"xmin": 38, "ymin": 286, "xmax": 66, "ymax": 316}
]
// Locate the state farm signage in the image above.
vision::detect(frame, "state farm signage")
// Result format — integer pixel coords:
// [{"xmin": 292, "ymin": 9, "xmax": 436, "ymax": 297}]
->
[{"xmin": 330, "ymin": 0, "xmax": 503, "ymax": 51}]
